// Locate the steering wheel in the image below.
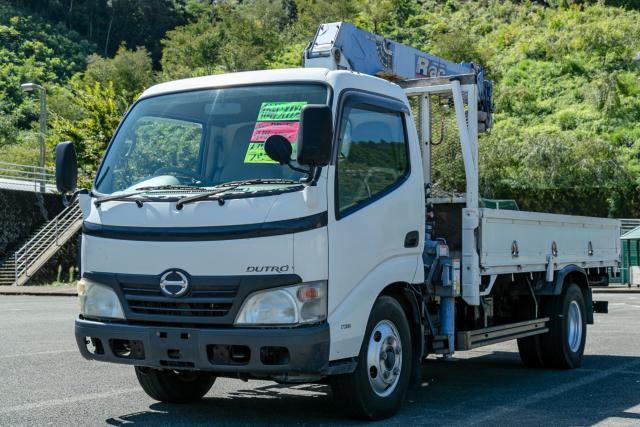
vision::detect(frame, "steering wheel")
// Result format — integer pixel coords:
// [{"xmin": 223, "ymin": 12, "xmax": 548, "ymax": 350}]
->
[{"xmin": 153, "ymin": 166, "xmax": 205, "ymax": 184}]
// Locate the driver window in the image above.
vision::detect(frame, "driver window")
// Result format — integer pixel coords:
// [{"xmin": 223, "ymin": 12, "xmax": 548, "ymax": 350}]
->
[
  {"xmin": 112, "ymin": 117, "xmax": 203, "ymax": 190},
  {"xmin": 336, "ymin": 104, "xmax": 408, "ymax": 216}
]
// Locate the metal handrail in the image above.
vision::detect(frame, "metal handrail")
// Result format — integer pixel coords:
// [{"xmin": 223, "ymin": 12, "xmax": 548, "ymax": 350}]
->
[
  {"xmin": 0, "ymin": 161, "xmax": 56, "ymax": 193},
  {"xmin": 14, "ymin": 207, "xmax": 80, "ymax": 263},
  {"xmin": 0, "ymin": 161, "xmax": 55, "ymax": 180},
  {"xmin": 13, "ymin": 202, "xmax": 82, "ymax": 280}
]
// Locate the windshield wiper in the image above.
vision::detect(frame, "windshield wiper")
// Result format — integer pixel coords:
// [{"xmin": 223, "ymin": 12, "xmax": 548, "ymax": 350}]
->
[
  {"xmin": 94, "ymin": 191, "xmax": 147, "ymax": 207},
  {"xmin": 95, "ymin": 185, "xmax": 210, "ymax": 207},
  {"xmin": 218, "ymin": 178, "xmax": 298, "ymax": 186},
  {"xmin": 175, "ymin": 178, "xmax": 298, "ymax": 210},
  {"xmin": 135, "ymin": 184, "xmax": 210, "ymax": 191}
]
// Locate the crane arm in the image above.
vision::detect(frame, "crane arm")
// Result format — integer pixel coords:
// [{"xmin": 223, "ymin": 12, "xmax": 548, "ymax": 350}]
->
[{"xmin": 303, "ymin": 22, "xmax": 493, "ymax": 131}]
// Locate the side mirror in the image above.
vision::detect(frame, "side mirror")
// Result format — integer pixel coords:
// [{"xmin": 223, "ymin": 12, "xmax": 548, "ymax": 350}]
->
[
  {"xmin": 264, "ymin": 134, "xmax": 293, "ymax": 165},
  {"xmin": 55, "ymin": 141, "xmax": 77, "ymax": 194},
  {"xmin": 297, "ymin": 105, "xmax": 333, "ymax": 167}
]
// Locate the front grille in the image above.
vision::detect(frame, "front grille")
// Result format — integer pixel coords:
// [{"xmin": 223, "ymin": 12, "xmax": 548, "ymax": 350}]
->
[{"xmin": 120, "ymin": 282, "xmax": 238, "ymax": 319}]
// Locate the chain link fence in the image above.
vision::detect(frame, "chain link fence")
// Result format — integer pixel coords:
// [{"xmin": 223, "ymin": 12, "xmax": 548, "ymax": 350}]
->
[{"xmin": 410, "ymin": 93, "xmax": 467, "ymax": 200}]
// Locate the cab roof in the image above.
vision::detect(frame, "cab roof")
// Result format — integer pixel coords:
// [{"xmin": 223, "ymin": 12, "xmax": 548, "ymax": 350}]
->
[
  {"xmin": 138, "ymin": 68, "xmax": 406, "ymax": 102},
  {"xmin": 140, "ymin": 68, "xmax": 332, "ymax": 99}
]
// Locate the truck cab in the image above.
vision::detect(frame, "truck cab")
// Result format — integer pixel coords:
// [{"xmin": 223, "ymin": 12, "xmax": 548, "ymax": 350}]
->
[{"xmin": 65, "ymin": 67, "xmax": 424, "ymax": 414}]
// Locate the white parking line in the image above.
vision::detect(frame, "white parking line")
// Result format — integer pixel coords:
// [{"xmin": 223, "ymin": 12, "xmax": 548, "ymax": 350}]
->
[
  {"xmin": 463, "ymin": 358, "xmax": 640, "ymax": 426},
  {"xmin": 0, "ymin": 388, "xmax": 141, "ymax": 415}
]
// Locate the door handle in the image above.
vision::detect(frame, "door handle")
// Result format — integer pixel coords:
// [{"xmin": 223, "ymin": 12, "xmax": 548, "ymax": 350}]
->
[{"xmin": 404, "ymin": 231, "xmax": 419, "ymax": 248}]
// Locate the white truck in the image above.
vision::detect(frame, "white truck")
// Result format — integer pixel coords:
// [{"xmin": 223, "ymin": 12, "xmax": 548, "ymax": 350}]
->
[{"xmin": 55, "ymin": 22, "xmax": 618, "ymax": 420}]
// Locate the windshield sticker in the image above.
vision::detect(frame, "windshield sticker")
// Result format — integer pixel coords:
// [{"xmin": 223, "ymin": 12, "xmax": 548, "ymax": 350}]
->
[
  {"xmin": 256, "ymin": 101, "xmax": 307, "ymax": 121},
  {"xmin": 244, "ymin": 142, "xmax": 297, "ymax": 163},
  {"xmin": 250, "ymin": 121, "xmax": 299, "ymax": 142},
  {"xmin": 245, "ymin": 101, "xmax": 306, "ymax": 164}
]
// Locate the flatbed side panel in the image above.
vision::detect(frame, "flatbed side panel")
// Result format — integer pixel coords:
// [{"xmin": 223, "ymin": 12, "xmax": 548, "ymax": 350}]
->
[{"xmin": 478, "ymin": 209, "xmax": 620, "ymax": 275}]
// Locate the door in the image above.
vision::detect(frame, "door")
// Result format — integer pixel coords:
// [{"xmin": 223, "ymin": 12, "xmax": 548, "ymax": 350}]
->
[{"xmin": 327, "ymin": 91, "xmax": 423, "ymax": 339}]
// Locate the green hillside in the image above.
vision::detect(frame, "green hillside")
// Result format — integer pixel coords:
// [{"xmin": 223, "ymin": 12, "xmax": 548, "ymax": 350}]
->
[
  {"xmin": 0, "ymin": 3, "xmax": 93, "ymax": 162},
  {"xmin": 1, "ymin": 0, "xmax": 639, "ymax": 216}
]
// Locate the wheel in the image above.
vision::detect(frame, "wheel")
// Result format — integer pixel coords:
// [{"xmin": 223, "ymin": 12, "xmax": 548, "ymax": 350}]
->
[
  {"xmin": 517, "ymin": 334, "xmax": 544, "ymax": 368},
  {"xmin": 538, "ymin": 283, "xmax": 587, "ymax": 369},
  {"xmin": 516, "ymin": 296, "xmax": 544, "ymax": 368},
  {"xmin": 134, "ymin": 367, "xmax": 215, "ymax": 403},
  {"xmin": 329, "ymin": 295, "xmax": 412, "ymax": 420}
]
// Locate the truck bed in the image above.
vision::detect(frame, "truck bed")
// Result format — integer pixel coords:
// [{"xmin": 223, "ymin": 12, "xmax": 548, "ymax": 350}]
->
[{"xmin": 478, "ymin": 208, "xmax": 620, "ymax": 275}]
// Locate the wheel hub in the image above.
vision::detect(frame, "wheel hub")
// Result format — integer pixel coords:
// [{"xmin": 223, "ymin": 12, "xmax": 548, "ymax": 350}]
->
[
  {"xmin": 367, "ymin": 320, "xmax": 402, "ymax": 397},
  {"xmin": 567, "ymin": 300, "xmax": 583, "ymax": 353}
]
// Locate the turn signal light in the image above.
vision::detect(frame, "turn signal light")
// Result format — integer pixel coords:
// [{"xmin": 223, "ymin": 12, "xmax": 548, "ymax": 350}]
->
[{"xmin": 297, "ymin": 286, "xmax": 319, "ymax": 302}]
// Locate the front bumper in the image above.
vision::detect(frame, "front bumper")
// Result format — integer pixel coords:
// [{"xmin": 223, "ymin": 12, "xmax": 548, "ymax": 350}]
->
[{"xmin": 75, "ymin": 318, "xmax": 330, "ymax": 377}]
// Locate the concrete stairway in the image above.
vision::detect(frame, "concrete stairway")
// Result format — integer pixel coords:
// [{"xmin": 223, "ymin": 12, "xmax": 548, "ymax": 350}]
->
[{"xmin": 0, "ymin": 202, "xmax": 82, "ymax": 286}]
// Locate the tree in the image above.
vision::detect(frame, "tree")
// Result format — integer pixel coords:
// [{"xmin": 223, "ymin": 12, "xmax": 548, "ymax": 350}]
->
[
  {"xmin": 48, "ymin": 80, "xmax": 125, "ymax": 186},
  {"xmin": 161, "ymin": 0, "xmax": 289, "ymax": 78},
  {"xmin": 7, "ymin": 0, "xmax": 189, "ymax": 65},
  {"xmin": 84, "ymin": 45, "xmax": 155, "ymax": 101}
]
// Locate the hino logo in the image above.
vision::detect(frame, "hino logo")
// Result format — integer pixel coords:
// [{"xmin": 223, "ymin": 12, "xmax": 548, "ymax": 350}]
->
[
  {"xmin": 159, "ymin": 270, "xmax": 190, "ymax": 297},
  {"xmin": 246, "ymin": 265, "xmax": 290, "ymax": 273}
]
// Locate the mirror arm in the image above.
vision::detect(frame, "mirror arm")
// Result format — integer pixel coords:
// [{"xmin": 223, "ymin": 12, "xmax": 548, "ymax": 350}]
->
[
  {"xmin": 285, "ymin": 161, "xmax": 320, "ymax": 186},
  {"xmin": 286, "ymin": 161, "xmax": 311, "ymax": 174},
  {"xmin": 62, "ymin": 188, "xmax": 88, "ymax": 207},
  {"xmin": 307, "ymin": 166, "xmax": 321, "ymax": 186}
]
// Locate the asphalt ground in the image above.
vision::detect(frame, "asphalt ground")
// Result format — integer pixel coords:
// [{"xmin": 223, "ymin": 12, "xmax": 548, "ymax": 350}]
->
[{"xmin": 0, "ymin": 293, "xmax": 638, "ymax": 426}]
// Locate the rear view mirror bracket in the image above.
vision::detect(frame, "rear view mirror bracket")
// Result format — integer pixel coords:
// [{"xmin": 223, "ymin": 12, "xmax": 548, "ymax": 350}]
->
[{"xmin": 264, "ymin": 134, "xmax": 316, "ymax": 184}]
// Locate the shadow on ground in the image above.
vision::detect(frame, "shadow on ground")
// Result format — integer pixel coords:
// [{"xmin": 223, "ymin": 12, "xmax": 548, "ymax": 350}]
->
[{"xmin": 105, "ymin": 351, "xmax": 640, "ymax": 426}]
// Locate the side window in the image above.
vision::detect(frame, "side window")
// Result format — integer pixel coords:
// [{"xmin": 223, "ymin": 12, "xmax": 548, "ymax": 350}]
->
[{"xmin": 337, "ymin": 104, "xmax": 409, "ymax": 215}]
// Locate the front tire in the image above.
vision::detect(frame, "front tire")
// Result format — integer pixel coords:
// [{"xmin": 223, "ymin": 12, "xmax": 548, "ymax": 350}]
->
[
  {"xmin": 329, "ymin": 295, "xmax": 412, "ymax": 420},
  {"xmin": 135, "ymin": 367, "xmax": 215, "ymax": 403}
]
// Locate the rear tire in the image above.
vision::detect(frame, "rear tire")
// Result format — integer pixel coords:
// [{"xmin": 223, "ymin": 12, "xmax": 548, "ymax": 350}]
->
[
  {"xmin": 329, "ymin": 295, "xmax": 412, "ymax": 420},
  {"xmin": 517, "ymin": 296, "xmax": 544, "ymax": 368},
  {"xmin": 135, "ymin": 367, "xmax": 215, "ymax": 403},
  {"xmin": 517, "ymin": 335, "xmax": 544, "ymax": 368},
  {"xmin": 538, "ymin": 283, "xmax": 587, "ymax": 369}
]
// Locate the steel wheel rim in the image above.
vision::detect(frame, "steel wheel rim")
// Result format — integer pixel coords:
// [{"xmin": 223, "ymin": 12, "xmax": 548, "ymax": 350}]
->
[
  {"xmin": 567, "ymin": 300, "xmax": 583, "ymax": 353},
  {"xmin": 367, "ymin": 319, "xmax": 402, "ymax": 397}
]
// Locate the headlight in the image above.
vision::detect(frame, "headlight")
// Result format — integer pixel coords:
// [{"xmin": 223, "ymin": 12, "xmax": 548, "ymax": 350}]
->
[
  {"xmin": 235, "ymin": 281, "xmax": 327, "ymax": 326},
  {"xmin": 78, "ymin": 279, "xmax": 125, "ymax": 320}
]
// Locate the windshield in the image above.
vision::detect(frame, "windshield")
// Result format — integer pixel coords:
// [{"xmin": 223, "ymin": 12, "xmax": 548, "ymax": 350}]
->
[{"xmin": 94, "ymin": 84, "xmax": 328, "ymax": 195}]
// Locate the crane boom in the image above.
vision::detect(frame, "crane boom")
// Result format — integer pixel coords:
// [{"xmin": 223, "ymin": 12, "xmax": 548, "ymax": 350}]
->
[{"xmin": 303, "ymin": 22, "xmax": 494, "ymax": 131}]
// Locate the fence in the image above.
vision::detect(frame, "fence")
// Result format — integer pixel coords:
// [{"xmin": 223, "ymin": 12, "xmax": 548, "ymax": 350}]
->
[{"xmin": 0, "ymin": 161, "xmax": 56, "ymax": 193}]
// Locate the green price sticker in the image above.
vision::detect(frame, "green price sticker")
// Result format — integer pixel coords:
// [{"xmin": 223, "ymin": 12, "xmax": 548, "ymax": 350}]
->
[
  {"xmin": 244, "ymin": 101, "xmax": 305, "ymax": 164},
  {"xmin": 244, "ymin": 142, "xmax": 297, "ymax": 164},
  {"xmin": 244, "ymin": 142, "xmax": 273, "ymax": 164},
  {"xmin": 257, "ymin": 102, "xmax": 307, "ymax": 121}
]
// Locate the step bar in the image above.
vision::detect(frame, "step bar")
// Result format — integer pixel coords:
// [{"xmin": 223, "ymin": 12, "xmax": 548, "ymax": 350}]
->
[{"xmin": 456, "ymin": 318, "xmax": 549, "ymax": 351}]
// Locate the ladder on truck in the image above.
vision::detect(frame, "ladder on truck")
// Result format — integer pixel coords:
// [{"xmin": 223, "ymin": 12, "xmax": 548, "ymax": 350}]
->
[{"xmin": 0, "ymin": 201, "xmax": 82, "ymax": 286}]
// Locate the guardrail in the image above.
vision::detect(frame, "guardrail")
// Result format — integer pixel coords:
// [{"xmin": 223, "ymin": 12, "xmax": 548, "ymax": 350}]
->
[{"xmin": 0, "ymin": 161, "xmax": 56, "ymax": 193}]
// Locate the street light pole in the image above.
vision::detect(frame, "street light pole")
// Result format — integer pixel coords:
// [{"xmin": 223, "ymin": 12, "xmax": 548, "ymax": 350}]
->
[{"xmin": 21, "ymin": 82, "xmax": 46, "ymax": 192}]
